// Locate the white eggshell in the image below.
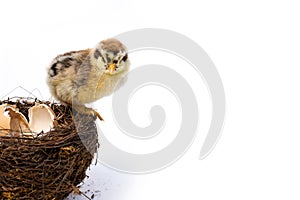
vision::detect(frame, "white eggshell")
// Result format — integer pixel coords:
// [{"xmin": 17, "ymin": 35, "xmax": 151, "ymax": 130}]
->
[{"xmin": 28, "ymin": 103, "xmax": 56, "ymax": 133}]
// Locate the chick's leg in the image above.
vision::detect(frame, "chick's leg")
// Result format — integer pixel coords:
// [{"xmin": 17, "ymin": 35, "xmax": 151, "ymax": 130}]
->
[{"xmin": 72, "ymin": 105, "xmax": 104, "ymax": 121}]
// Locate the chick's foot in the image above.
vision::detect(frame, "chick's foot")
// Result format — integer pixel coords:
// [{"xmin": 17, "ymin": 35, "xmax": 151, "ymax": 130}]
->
[{"xmin": 73, "ymin": 105, "xmax": 104, "ymax": 121}]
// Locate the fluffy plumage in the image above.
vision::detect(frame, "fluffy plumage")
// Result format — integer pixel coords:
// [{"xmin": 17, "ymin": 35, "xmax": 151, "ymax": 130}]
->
[{"xmin": 47, "ymin": 38, "xmax": 130, "ymax": 120}]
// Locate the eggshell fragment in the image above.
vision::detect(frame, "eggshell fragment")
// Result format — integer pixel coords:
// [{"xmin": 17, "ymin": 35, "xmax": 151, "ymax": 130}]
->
[
  {"xmin": 0, "ymin": 130, "xmax": 10, "ymax": 137},
  {"xmin": 5, "ymin": 107, "xmax": 32, "ymax": 137},
  {"xmin": 28, "ymin": 103, "xmax": 56, "ymax": 133},
  {"xmin": 0, "ymin": 104, "xmax": 10, "ymax": 129}
]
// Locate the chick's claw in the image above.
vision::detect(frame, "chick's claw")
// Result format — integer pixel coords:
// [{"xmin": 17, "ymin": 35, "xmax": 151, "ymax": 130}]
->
[
  {"xmin": 93, "ymin": 110, "xmax": 104, "ymax": 121},
  {"xmin": 73, "ymin": 106, "xmax": 104, "ymax": 121}
]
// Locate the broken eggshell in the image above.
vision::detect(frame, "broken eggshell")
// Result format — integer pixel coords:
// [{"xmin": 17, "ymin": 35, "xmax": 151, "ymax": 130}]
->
[
  {"xmin": 0, "ymin": 103, "xmax": 57, "ymax": 138},
  {"xmin": 28, "ymin": 103, "xmax": 57, "ymax": 133},
  {"xmin": 0, "ymin": 104, "xmax": 10, "ymax": 129},
  {"xmin": 5, "ymin": 106, "xmax": 32, "ymax": 137}
]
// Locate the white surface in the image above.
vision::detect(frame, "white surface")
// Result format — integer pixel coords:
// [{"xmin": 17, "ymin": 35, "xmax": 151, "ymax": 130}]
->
[{"xmin": 1, "ymin": 0, "xmax": 300, "ymax": 199}]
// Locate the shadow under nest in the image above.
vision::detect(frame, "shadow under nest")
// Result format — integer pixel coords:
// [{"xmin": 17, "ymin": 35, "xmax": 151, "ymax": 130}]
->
[{"xmin": 0, "ymin": 97, "xmax": 99, "ymax": 200}]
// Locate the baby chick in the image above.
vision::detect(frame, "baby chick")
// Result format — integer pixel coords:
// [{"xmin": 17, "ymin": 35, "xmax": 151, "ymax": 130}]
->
[{"xmin": 47, "ymin": 38, "xmax": 130, "ymax": 121}]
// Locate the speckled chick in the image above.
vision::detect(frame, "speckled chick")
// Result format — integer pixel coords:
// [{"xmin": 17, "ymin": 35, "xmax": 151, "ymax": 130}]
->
[{"xmin": 47, "ymin": 38, "xmax": 130, "ymax": 121}]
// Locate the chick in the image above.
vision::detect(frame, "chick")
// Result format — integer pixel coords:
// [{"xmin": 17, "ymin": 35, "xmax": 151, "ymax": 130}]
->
[{"xmin": 47, "ymin": 38, "xmax": 130, "ymax": 121}]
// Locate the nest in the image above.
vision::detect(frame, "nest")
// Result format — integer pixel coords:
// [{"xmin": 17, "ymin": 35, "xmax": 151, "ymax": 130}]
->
[{"xmin": 0, "ymin": 97, "xmax": 99, "ymax": 200}]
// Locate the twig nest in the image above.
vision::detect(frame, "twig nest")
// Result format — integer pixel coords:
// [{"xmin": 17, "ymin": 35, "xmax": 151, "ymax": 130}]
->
[{"xmin": 0, "ymin": 97, "xmax": 99, "ymax": 199}]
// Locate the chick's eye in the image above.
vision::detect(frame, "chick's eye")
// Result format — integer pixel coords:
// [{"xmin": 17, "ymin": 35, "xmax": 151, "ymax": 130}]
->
[
  {"xmin": 113, "ymin": 60, "xmax": 118, "ymax": 64},
  {"xmin": 122, "ymin": 54, "xmax": 128, "ymax": 62}
]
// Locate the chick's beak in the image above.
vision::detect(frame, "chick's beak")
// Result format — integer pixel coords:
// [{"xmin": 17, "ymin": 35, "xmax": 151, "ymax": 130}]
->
[{"xmin": 107, "ymin": 63, "xmax": 116, "ymax": 75}]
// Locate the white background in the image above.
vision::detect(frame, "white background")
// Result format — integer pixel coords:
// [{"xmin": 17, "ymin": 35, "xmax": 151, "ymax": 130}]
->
[{"xmin": 1, "ymin": 0, "xmax": 300, "ymax": 199}]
